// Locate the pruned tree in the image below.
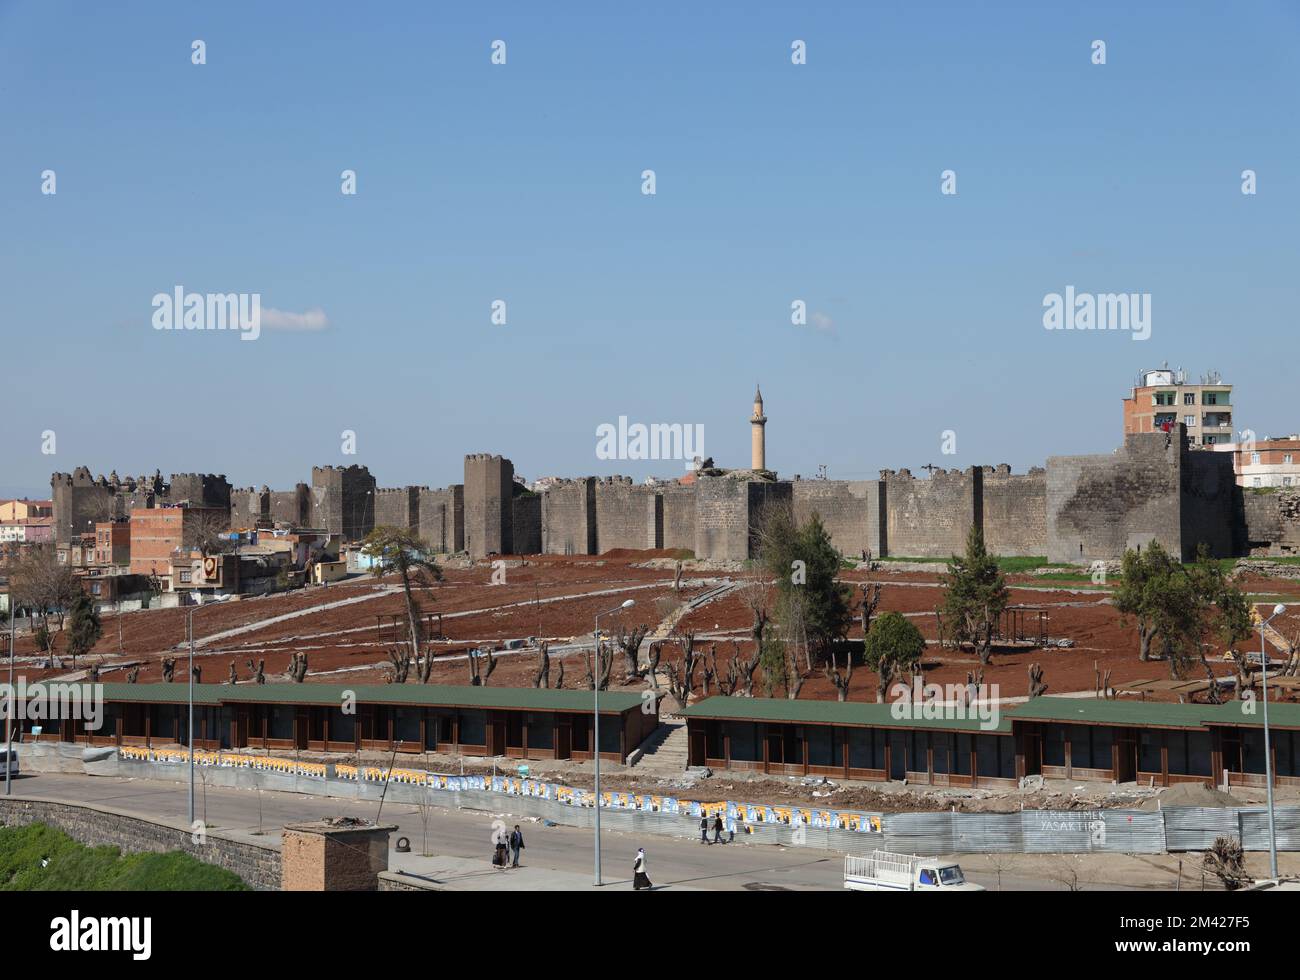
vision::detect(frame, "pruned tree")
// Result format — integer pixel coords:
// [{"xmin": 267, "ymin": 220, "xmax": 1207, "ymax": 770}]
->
[
  {"xmin": 673, "ymin": 560, "xmax": 683, "ymax": 593},
  {"xmin": 468, "ymin": 646, "xmax": 497, "ymax": 686},
  {"xmin": 554, "ymin": 661, "xmax": 565, "ymax": 690},
  {"xmin": 1027, "ymin": 662, "xmax": 1048, "ymax": 698},
  {"xmin": 226, "ymin": 661, "xmax": 238, "ymax": 685},
  {"xmin": 191, "ymin": 664, "xmax": 202, "ymax": 683},
  {"xmin": 417, "ymin": 646, "xmax": 434, "ymax": 683},
  {"xmin": 161, "ymin": 657, "xmax": 176, "ymax": 683},
  {"xmin": 823, "ymin": 646, "xmax": 853, "ymax": 701},
  {"xmin": 859, "ymin": 571, "xmax": 883, "ymax": 636},
  {"xmin": 615, "ymin": 623, "xmax": 649, "ymax": 683},
  {"xmin": 386, "ymin": 646, "xmax": 412, "ymax": 684},
  {"xmin": 245, "ymin": 658, "xmax": 265, "ymax": 685},
  {"xmin": 533, "ymin": 641, "xmax": 551, "ymax": 689},
  {"xmin": 86, "ymin": 663, "xmax": 99, "ymax": 683},
  {"xmin": 125, "ymin": 665, "xmax": 140, "ymax": 684},
  {"xmin": 287, "ymin": 651, "xmax": 308, "ymax": 682},
  {"xmin": 662, "ymin": 630, "xmax": 702, "ymax": 707},
  {"xmin": 732, "ymin": 640, "xmax": 760, "ymax": 697},
  {"xmin": 583, "ymin": 640, "xmax": 612, "ymax": 691},
  {"xmin": 644, "ymin": 641, "xmax": 663, "ymax": 690}
]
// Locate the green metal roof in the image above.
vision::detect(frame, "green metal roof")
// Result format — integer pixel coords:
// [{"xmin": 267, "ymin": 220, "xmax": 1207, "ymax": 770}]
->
[
  {"xmin": 1007, "ymin": 697, "xmax": 1209, "ymax": 729},
  {"xmin": 1199, "ymin": 701, "xmax": 1300, "ymax": 731},
  {"xmin": 20, "ymin": 683, "xmax": 226, "ymax": 705},
  {"xmin": 17, "ymin": 682, "xmax": 646, "ymax": 714},
  {"xmin": 1009, "ymin": 697, "xmax": 1300, "ymax": 732},
  {"xmin": 679, "ymin": 696, "xmax": 1011, "ymax": 733},
  {"xmin": 214, "ymin": 683, "xmax": 648, "ymax": 714}
]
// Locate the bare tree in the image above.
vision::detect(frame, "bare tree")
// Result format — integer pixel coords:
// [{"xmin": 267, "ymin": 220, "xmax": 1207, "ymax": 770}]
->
[
  {"xmin": 859, "ymin": 573, "xmax": 883, "ymax": 636},
  {"xmin": 732, "ymin": 640, "xmax": 760, "ymax": 697},
  {"xmin": 468, "ymin": 647, "xmax": 497, "ymax": 686},
  {"xmin": 416, "ymin": 646, "xmax": 434, "ymax": 683},
  {"xmin": 386, "ymin": 646, "xmax": 412, "ymax": 683},
  {"xmin": 1027, "ymin": 662, "xmax": 1048, "ymax": 698},
  {"xmin": 644, "ymin": 641, "xmax": 663, "ymax": 690},
  {"xmin": 533, "ymin": 641, "xmax": 551, "ymax": 689},
  {"xmin": 824, "ymin": 646, "xmax": 853, "ymax": 701},
  {"xmin": 161, "ymin": 657, "xmax": 176, "ymax": 683},
  {"xmin": 615, "ymin": 624, "xmax": 649, "ymax": 683},
  {"xmin": 583, "ymin": 640, "xmax": 612, "ymax": 691},
  {"xmin": 245, "ymin": 658, "xmax": 266, "ymax": 685},
  {"xmin": 554, "ymin": 661, "xmax": 564, "ymax": 690},
  {"xmin": 287, "ymin": 651, "xmax": 309, "ymax": 682},
  {"xmin": 226, "ymin": 661, "xmax": 238, "ymax": 685},
  {"xmin": 125, "ymin": 665, "xmax": 140, "ymax": 684}
]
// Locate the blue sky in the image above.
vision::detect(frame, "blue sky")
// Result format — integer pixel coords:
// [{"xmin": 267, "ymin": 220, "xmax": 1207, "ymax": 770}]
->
[{"xmin": 2, "ymin": 1, "xmax": 1297, "ymax": 497}]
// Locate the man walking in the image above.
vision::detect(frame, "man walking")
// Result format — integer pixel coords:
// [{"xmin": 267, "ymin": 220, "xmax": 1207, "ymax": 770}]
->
[
  {"xmin": 712, "ymin": 812, "xmax": 724, "ymax": 844},
  {"xmin": 699, "ymin": 811, "xmax": 710, "ymax": 843},
  {"xmin": 509, "ymin": 824, "xmax": 525, "ymax": 868}
]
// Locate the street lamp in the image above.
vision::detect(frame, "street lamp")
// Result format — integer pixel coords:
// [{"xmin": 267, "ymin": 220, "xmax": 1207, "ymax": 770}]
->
[
  {"xmin": 592, "ymin": 597, "xmax": 634, "ymax": 886},
  {"xmin": 5, "ymin": 600, "xmax": 15, "ymax": 796},
  {"xmin": 186, "ymin": 593, "xmax": 231, "ymax": 825},
  {"xmin": 1259, "ymin": 601, "xmax": 1287, "ymax": 880}
]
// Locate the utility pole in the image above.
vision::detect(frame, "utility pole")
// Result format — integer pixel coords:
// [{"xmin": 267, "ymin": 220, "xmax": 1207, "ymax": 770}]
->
[{"xmin": 5, "ymin": 603, "xmax": 15, "ymax": 796}]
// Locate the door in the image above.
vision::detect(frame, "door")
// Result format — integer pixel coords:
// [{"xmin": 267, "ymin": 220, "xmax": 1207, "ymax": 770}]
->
[
  {"xmin": 889, "ymin": 731, "xmax": 907, "ymax": 780},
  {"xmin": 1115, "ymin": 731, "xmax": 1137, "ymax": 783}
]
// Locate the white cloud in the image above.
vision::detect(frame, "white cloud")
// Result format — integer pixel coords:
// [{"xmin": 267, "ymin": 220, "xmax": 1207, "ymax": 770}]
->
[
  {"xmin": 261, "ymin": 307, "xmax": 329, "ymax": 332},
  {"xmin": 810, "ymin": 311, "xmax": 834, "ymax": 331}
]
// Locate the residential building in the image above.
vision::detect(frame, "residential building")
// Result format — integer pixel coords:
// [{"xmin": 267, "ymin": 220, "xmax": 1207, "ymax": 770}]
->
[
  {"xmin": 0, "ymin": 498, "xmax": 53, "ymax": 521},
  {"xmin": 128, "ymin": 505, "xmax": 228, "ymax": 580},
  {"xmin": 93, "ymin": 519, "xmax": 131, "ymax": 567},
  {"xmin": 1122, "ymin": 366, "xmax": 1234, "ymax": 446},
  {"xmin": 0, "ymin": 517, "xmax": 54, "ymax": 545},
  {"xmin": 1212, "ymin": 435, "xmax": 1300, "ymax": 489}
]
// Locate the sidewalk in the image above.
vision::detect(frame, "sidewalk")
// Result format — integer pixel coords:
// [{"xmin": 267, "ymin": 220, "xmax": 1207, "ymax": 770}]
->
[{"xmin": 387, "ymin": 852, "xmax": 701, "ymax": 891}]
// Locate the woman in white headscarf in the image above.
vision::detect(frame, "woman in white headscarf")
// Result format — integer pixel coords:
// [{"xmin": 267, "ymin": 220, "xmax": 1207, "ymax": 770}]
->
[{"xmin": 633, "ymin": 847, "xmax": 652, "ymax": 890}]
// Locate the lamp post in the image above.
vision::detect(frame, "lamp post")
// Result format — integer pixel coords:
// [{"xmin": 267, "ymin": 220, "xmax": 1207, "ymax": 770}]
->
[
  {"xmin": 5, "ymin": 601, "xmax": 15, "ymax": 796},
  {"xmin": 592, "ymin": 598, "xmax": 634, "ymax": 886},
  {"xmin": 186, "ymin": 593, "xmax": 231, "ymax": 825},
  {"xmin": 1259, "ymin": 601, "xmax": 1287, "ymax": 880}
]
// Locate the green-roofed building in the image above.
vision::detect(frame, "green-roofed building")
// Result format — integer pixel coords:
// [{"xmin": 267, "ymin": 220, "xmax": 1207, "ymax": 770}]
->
[
  {"xmin": 676, "ymin": 694, "xmax": 1300, "ymax": 790},
  {"xmin": 9, "ymin": 681, "xmax": 659, "ymax": 765}
]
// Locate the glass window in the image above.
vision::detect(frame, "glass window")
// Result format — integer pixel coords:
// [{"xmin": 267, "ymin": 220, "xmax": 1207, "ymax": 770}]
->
[
  {"xmin": 1139, "ymin": 731, "xmax": 1161, "ymax": 773},
  {"xmin": 730, "ymin": 722, "xmax": 761, "ymax": 762},
  {"xmin": 1242, "ymin": 728, "xmax": 1267, "ymax": 775},
  {"xmin": 976, "ymin": 735, "xmax": 999, "ymax": 777},
  {"xmin": 599, "ymin": 718, "xmax": 620, "ymax": 753},
  {"xmin": 808, "ymin": 726, "xmax": 836, "ymax": 767},
  {"xmin": 1070, "ymin": 725, "xmax": 1092, "ymax": 769},
  {"xmin": 269, "ymin": 705, "xmax": 295, "ymax": 740},
  {"xmin": 527, "ymin": 713, "xmax": 553, "ymax": 750},
  {"xmin": 394, "ymin": 708, "xmax": 421, "ymax": 744},
  {"xmin": 458, "ymin": 709, "xmax": 486, "ymax": 746},
  {"xmin": 1187, "ymin": 732, "xmax": 1211, "ymax": 776},
  {"xmin": 954, "ymin": 734, "xmax": 972, "ymax": 775},
  {"xmin": 909, "ymin": 731, "xmax": 928, "ymax": 773},
  {"xmin": 1043, "ymin": 726, "xmax": 1066, "ymax": 767},
  {"xmin": 328, "ymin": 709, "xmax": 355, "ymax": 744},
  {"xmin": 705, "ymin": 721, "xmax": 724, "ymax": 759},
  {"xmin": 931, "ymin": 733, "xmax": 950, "ymax": 774},
  {"xmin": 1277, "ymin": 732, "xmax": 1297, "ymax": 779},
  {"xmin": 848, "ymin": 727, "xmax": 884, "ymax": 769}
]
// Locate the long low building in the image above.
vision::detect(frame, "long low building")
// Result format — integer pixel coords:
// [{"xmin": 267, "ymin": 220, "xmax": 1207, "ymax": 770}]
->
[
  {"xmin": 681, "ymin": 696, "xmax": 1300, "ymax": 790},
  {"xmin": 11, "ymin": 683, "xmax": 657, "ymax": 765}
]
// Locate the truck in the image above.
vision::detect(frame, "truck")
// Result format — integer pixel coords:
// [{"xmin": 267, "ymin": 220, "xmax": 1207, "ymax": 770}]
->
[{"xmin": 844, "ymin": 850, "xmax": 985, "ymax": 892}]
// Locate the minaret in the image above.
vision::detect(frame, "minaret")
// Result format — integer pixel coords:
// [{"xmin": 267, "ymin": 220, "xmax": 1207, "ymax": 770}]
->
[{"xmin": 750, "ymin": 384, "xmax": 767, "ymax": 471}]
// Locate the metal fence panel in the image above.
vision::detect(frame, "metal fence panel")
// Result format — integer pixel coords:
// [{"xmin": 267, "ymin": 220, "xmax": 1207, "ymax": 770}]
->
[
  {"xmin": 1163, "ymin": 806, "xmax": 1244, "ymax": 851},
  {"xmin": 1239, "ymin": 807, "xmax": 1300, "ymax": 852}
]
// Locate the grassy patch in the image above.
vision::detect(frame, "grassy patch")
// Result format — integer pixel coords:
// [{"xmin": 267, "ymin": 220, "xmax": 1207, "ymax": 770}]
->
[{"xmin": 0, "ymin": 823, "xmax": 250, "ymax": 891}]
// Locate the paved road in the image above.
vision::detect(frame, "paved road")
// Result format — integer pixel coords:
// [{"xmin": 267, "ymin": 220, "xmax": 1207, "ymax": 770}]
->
[{"xmin": 6, "ymin": 771, "xmax": 1089, "ymax": 890}]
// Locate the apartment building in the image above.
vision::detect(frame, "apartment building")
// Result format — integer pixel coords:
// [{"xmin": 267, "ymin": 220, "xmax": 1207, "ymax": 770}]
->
[
  {"xmin": 1122, "ymin": 366, "xmax": 1234, "ymax": 446},
  {"xmin": 1212, "ymin": 435, "xmax": 1300, "ymax": 489}
]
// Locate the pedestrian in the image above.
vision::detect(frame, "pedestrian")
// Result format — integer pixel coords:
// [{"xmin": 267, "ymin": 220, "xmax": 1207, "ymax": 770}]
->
[
  {"xmin": 509, "ymin": 824, "xmax": 525, "ymax": 868},
  {"xmin": 492, "ymin": 827, "xmax": 509, "ymax": 869},
  {"xmin": 712, "ymin": 813, "xmax": 724, "ymax": 844},
  {"xmin": 699, "ymin": 811, "xmax": 710, "ymax": 844},
  {"xmin": 633, "ymin": 847, "xmax": 652, "ymax": 890}
]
